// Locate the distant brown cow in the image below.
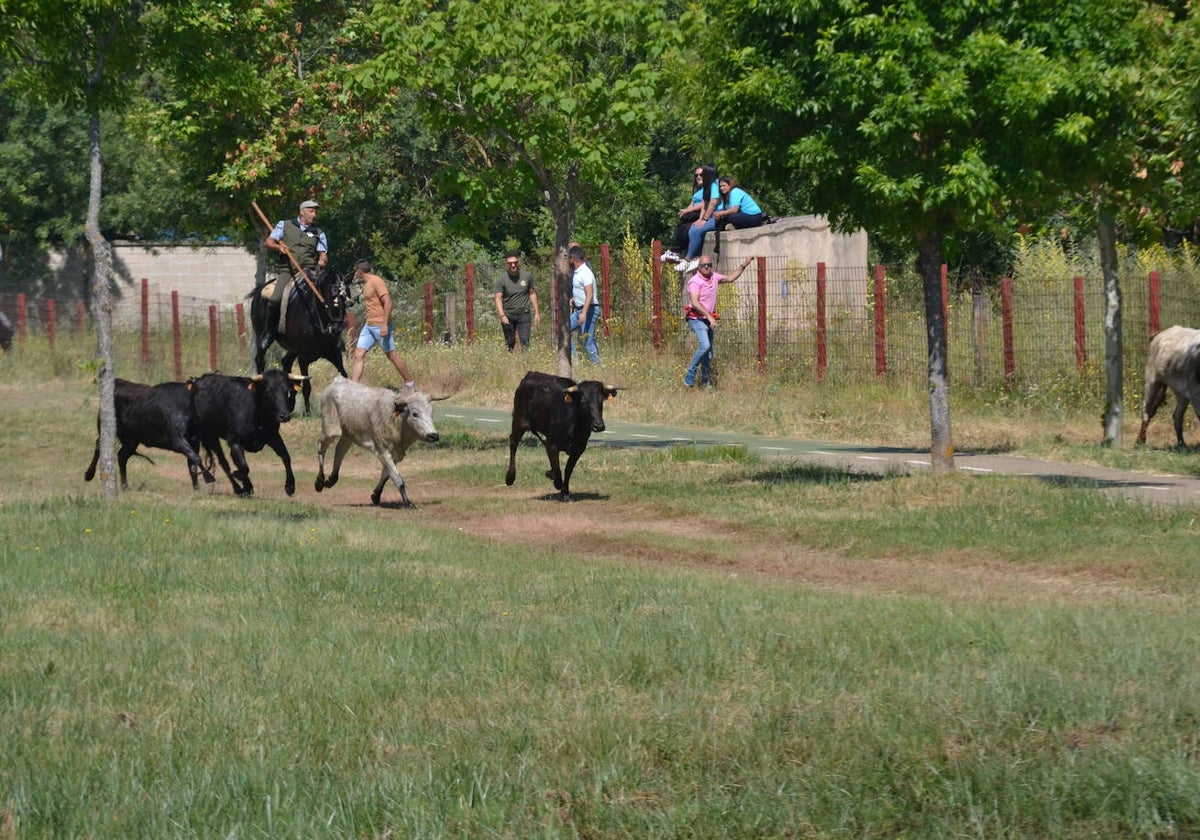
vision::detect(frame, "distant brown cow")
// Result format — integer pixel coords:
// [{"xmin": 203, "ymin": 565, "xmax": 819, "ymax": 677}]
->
[{"xmin": 1137, "ymin": 325, "xmax": 1200, "ymax": 446}]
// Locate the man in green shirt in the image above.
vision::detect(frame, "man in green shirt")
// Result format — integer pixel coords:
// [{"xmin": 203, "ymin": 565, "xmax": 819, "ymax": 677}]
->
[{"xmin": 493, "ymin": 250, "xmax": 541, "ymax": 351}]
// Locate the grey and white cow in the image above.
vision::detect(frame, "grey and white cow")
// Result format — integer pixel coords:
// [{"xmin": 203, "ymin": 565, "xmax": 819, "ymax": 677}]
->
[
  {"xmin": 1137, "ymin": 325, "xmax": 1200, "ymax": 446},
  {"xmin": 314, "ymin": 377, "xmax": 443, "ymax": 507}
]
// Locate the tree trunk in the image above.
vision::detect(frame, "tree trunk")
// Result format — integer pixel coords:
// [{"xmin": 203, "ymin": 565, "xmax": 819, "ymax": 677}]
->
[
  {"xmin": 1099, "ymin": 210, "xmax": 1123, "ymax": 447},
  {"xmin": 917, "ymin": 230, "xmax": 955, "ymax": 472},
  {"xmin": 86, "ymin": 112, "xmax": 118, "ymax": 498},
  {"xmin": 550, "ymin": 201, "xmax": 574, "ymax": 379}
]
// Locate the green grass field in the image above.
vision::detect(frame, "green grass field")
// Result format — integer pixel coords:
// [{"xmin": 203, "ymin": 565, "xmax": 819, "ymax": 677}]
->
[{"xmin": 3, "ymin": 335, "xmax": 1200, "ymax": 837}]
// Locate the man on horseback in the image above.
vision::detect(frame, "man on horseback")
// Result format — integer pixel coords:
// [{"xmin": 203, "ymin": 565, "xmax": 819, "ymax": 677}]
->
[{"xmin": 262, "ymin": 199, "xmax": 328, "ymax": 349}]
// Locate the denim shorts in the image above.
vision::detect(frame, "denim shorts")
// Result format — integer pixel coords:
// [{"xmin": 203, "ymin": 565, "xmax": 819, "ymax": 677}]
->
[{"xmin": 356, "ymin": 324, "xmax": 397, "ymax": 352}]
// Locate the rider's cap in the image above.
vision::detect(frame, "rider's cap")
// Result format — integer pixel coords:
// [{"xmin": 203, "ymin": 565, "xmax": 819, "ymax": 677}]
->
[{"xmin": 299, "ymin": 199, "xmax": 319, "ymax": 210}]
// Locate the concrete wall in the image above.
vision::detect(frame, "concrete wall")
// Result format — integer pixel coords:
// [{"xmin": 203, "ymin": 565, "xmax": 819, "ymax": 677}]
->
[
  {"xmin": 50, "ymin": 243, "xmax": 258, "ymax": 327},
  {"xmin": 693, "ymin": 215, "xmax": 870, "ymax": 335}
]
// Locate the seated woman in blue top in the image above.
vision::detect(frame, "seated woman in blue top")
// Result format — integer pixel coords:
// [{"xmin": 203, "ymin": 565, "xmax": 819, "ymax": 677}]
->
[
  {"xmin": 662, "ymin": 163, "xmax": 720, "ymax": 272},
  {"xmin": 713, "ymin": 176, "xmax": 766, "ymax": 231}
]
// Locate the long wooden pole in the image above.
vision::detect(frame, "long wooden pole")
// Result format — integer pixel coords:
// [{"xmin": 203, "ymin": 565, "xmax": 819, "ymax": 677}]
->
[{"xmin": 251, "ymin": 200, "xmax": 325, "ymax": 304}]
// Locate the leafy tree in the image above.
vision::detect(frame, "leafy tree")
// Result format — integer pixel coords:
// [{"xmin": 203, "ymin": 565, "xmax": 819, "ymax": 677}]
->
[
  {"xmin": 5, "ymin": 0, "xmax": 158, "ymax": 498},
  {"xmin": 354, "ymin": 0, "xmax": 684, "ymax": 376},
  {"xmin": 705, "ymin": 0, "xmax": 1158, "ymax": 467},
  {"xmin": 0, "ymin": 93, "xmax": 90, "ymax": 284}
]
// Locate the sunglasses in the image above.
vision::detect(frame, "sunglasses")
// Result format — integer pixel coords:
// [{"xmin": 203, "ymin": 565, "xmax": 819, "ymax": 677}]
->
[{"xmin": 698, "ymin": 263, "xmax": 713, "ymax": 268}]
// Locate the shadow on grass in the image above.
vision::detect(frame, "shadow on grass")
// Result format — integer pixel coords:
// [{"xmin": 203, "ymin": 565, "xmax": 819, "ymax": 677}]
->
[{"xmin": 751, "ymin": 462, "xmax": 892, "ymax": 486}]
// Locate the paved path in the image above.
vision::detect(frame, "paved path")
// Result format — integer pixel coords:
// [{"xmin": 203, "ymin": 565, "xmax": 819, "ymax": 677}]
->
[{"xmin": 440, "ymin": 406, "xmax": 1200, "ymax": 506}]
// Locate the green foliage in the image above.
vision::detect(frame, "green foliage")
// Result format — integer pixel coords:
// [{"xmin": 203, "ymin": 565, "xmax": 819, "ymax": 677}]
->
[
  {"xmin": 355, "ymin": 0, "xmax": 685, "ymax": 240},
  {"xmin": 704, "ymin": 0, "xmax": 1161, "ymax": 245}
]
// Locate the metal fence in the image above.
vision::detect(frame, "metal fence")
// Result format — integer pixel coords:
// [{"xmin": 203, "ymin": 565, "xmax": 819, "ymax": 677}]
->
[{"xmin": 6, "ymin": 252, "xmax": 1200, "ymax": 394}]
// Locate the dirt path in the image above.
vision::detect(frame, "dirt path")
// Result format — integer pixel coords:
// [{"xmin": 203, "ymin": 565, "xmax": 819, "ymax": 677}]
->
[{"xmin": 250, "ymin": 449, "xmax": 1179, "ymax": 610}]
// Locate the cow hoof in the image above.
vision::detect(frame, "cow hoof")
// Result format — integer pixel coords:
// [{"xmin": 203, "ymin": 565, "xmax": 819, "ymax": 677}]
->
[
  {"xmin": 285, "ymin": 480, "xmax": 295, "ymax": 496},
  {"xmin": 505, "ymin": 471, "xmax": 515, "ymax": 486},
  {"xmin": 371, "ymin": 492, "xmax": 382, "ymax": 506},
  {"xmin": 315, "ymin": 476, "xmax": 324, "ymax": 492},
  {"xmin": 237, "ymin": 488, "xmax": 254, "ymax": 498}
]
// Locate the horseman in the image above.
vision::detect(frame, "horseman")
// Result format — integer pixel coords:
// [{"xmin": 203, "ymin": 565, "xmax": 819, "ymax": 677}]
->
[{"xmin": 262, "ymin": 199, "xmax": 328, "ymax": 349}]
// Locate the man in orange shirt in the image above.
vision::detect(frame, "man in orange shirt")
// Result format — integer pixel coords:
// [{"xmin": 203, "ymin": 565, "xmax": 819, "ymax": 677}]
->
[{"xmin": 350, "ymin": 259, "xmax": 416, "ymax": 387}]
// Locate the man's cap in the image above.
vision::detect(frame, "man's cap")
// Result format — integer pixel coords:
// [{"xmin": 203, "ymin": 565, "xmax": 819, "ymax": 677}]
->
[{"xmin": 299, "ymin": 199, "xmax": 320, "ymax": 210}]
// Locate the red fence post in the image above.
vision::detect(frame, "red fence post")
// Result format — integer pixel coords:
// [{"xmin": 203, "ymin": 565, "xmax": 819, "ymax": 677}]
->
[
  {"xmin": 873, "ymin": 265, "xmax": 887, "ymax": 378},
  {"xmin": 1001, "ymin": 277, "xmax": 1015, "ymax": 390},
  {"xmin": 1148, "ymin": 270, "xmax": 1161, "ymax": 336},
  {"xmin": 171, "ymin": 291, "xmax": 183, "ymax": 380},
  {"xmin": 423, "ymin": 281, "xmax": 435, "ymax": 343},
  {"xmin": 651, "ymin": 240, "xmax": 663, "ymax": 351},
  {"xmin": 756, "ymin": 256, "xmax": 768, "ymax": 374},
  {"xmin": 600, "ymin": 243, "xmax": 612, "ymax": 339},
  {"xmin": 208, "ymin": 306, "xmax": 219, "ymax": 371},
  {"xmin": 76, "ymin": 300, "xmax": 86, "ymax": 334},
  {"xmin": 16, "ymin": 293, "xmax": 26, "ymax": 342},
  {"xmin": 236, "ymin": 303, "xmax": 247, "ymax": 354},
  {"xmin": 816, "ymin": 262, "xmax": 827, "ymax": 382},
  {"xmin": 46, "ymin": 299, "xmax": 56, "ymax": 350},
  {"xmin": 141, "ymin": 278, "xmax": 151, "ymax": 368},
  {"xmin": 1073, "ymin": 275, "xmax": 1086, "ymax": 374},
  {"xmin": 464, "ymin": 263, "xmax": 475, "ymax": 345}
]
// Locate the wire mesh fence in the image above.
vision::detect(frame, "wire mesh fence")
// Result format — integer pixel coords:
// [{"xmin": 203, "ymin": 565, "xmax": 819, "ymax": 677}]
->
[{"xmin": 6, "ymin": 252, "xmax": 1200, "ymax": 396}]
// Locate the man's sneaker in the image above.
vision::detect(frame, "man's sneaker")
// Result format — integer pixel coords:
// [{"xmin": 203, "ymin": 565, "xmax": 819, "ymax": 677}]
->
[
  {"xmin": 676, "ymin": 258, "xmax": 699, "ymax": 273},
  {"xmin": 660, "ymin": 249, "xmax": 681, "ymax": 264}
]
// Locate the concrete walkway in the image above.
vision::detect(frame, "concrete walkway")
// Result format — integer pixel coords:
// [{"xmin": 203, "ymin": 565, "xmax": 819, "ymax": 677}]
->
[{"xmin": 440, "ymin": 406, "xmax": 1200, "ymax": 506}]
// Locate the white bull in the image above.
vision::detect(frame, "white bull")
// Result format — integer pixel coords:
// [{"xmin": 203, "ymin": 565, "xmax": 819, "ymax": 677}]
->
[
  {"xmin": 314, "ymin": 377, "xmax": 443, "ymax": 507},
  {"xmin": 1137, "ymin": 325, "xmax": 1200, "ymax": 446}
]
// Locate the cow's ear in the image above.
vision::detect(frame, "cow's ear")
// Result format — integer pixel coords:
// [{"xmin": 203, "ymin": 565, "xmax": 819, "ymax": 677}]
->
[
  {"xmin": 562, "ymin": 392, "xmax": 574, "ymax": 404},
  {"xmin": 246, "ymin": 381, "xmax": 257, "ymax": 391}
]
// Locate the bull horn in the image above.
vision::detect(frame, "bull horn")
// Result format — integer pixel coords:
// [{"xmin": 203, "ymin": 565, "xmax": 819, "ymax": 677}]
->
[
  {"xmin": 565, "ymin": 385, "xmax": 579, "ymax": 394},
  {"xmin": 251, "ymin": 374, "xmax": 265, "ymax": 382},
  {"xmin": 287, "ymin": 373, "xmax": 309, "ymax": 382},
  {"xmin": 430, "ymin": 394, "xmax": 450, "ymax": 401}
]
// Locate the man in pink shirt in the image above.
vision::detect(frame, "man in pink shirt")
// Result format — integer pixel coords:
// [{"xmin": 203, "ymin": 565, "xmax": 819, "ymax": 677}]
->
[{"xmin": 684, "ymin": 257, "xmax": 752, "ymax": 387}]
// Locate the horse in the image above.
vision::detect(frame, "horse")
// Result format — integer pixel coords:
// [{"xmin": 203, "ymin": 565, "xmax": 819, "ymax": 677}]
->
[{"xmin": 250, "ymin": 270, "xmax": 350, "ymax": 415}]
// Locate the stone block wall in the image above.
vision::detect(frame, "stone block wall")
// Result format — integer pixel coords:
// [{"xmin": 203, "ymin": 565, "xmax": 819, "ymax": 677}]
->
[{"xmin": 689, "ymin": 215, "xmax": 870, "ymax": 335}]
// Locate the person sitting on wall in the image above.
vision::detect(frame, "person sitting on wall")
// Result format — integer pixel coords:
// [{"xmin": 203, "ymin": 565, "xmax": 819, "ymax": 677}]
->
[
  {"xmin": 712, "ymin": 176, "xmax": 766, "ymax": 231},
  {"xmin": 660, "ymin": 163, "xmax": 719, "ymax": 273}
]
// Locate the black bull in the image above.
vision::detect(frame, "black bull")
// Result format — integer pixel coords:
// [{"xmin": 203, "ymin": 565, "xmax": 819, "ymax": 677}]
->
[
  {"xmin": 250, "ymin": 271, "xmax": 348, "ymax": 414},
  {"xmin": 505, "ymin": 371, "xmax": 620, "ymax": 501}
]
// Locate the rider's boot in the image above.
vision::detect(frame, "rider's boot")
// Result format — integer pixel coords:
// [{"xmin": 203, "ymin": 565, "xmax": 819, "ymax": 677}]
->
[{"xmin": 261, "ymin": 301, "xmax": 280, "ymax": 349}]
